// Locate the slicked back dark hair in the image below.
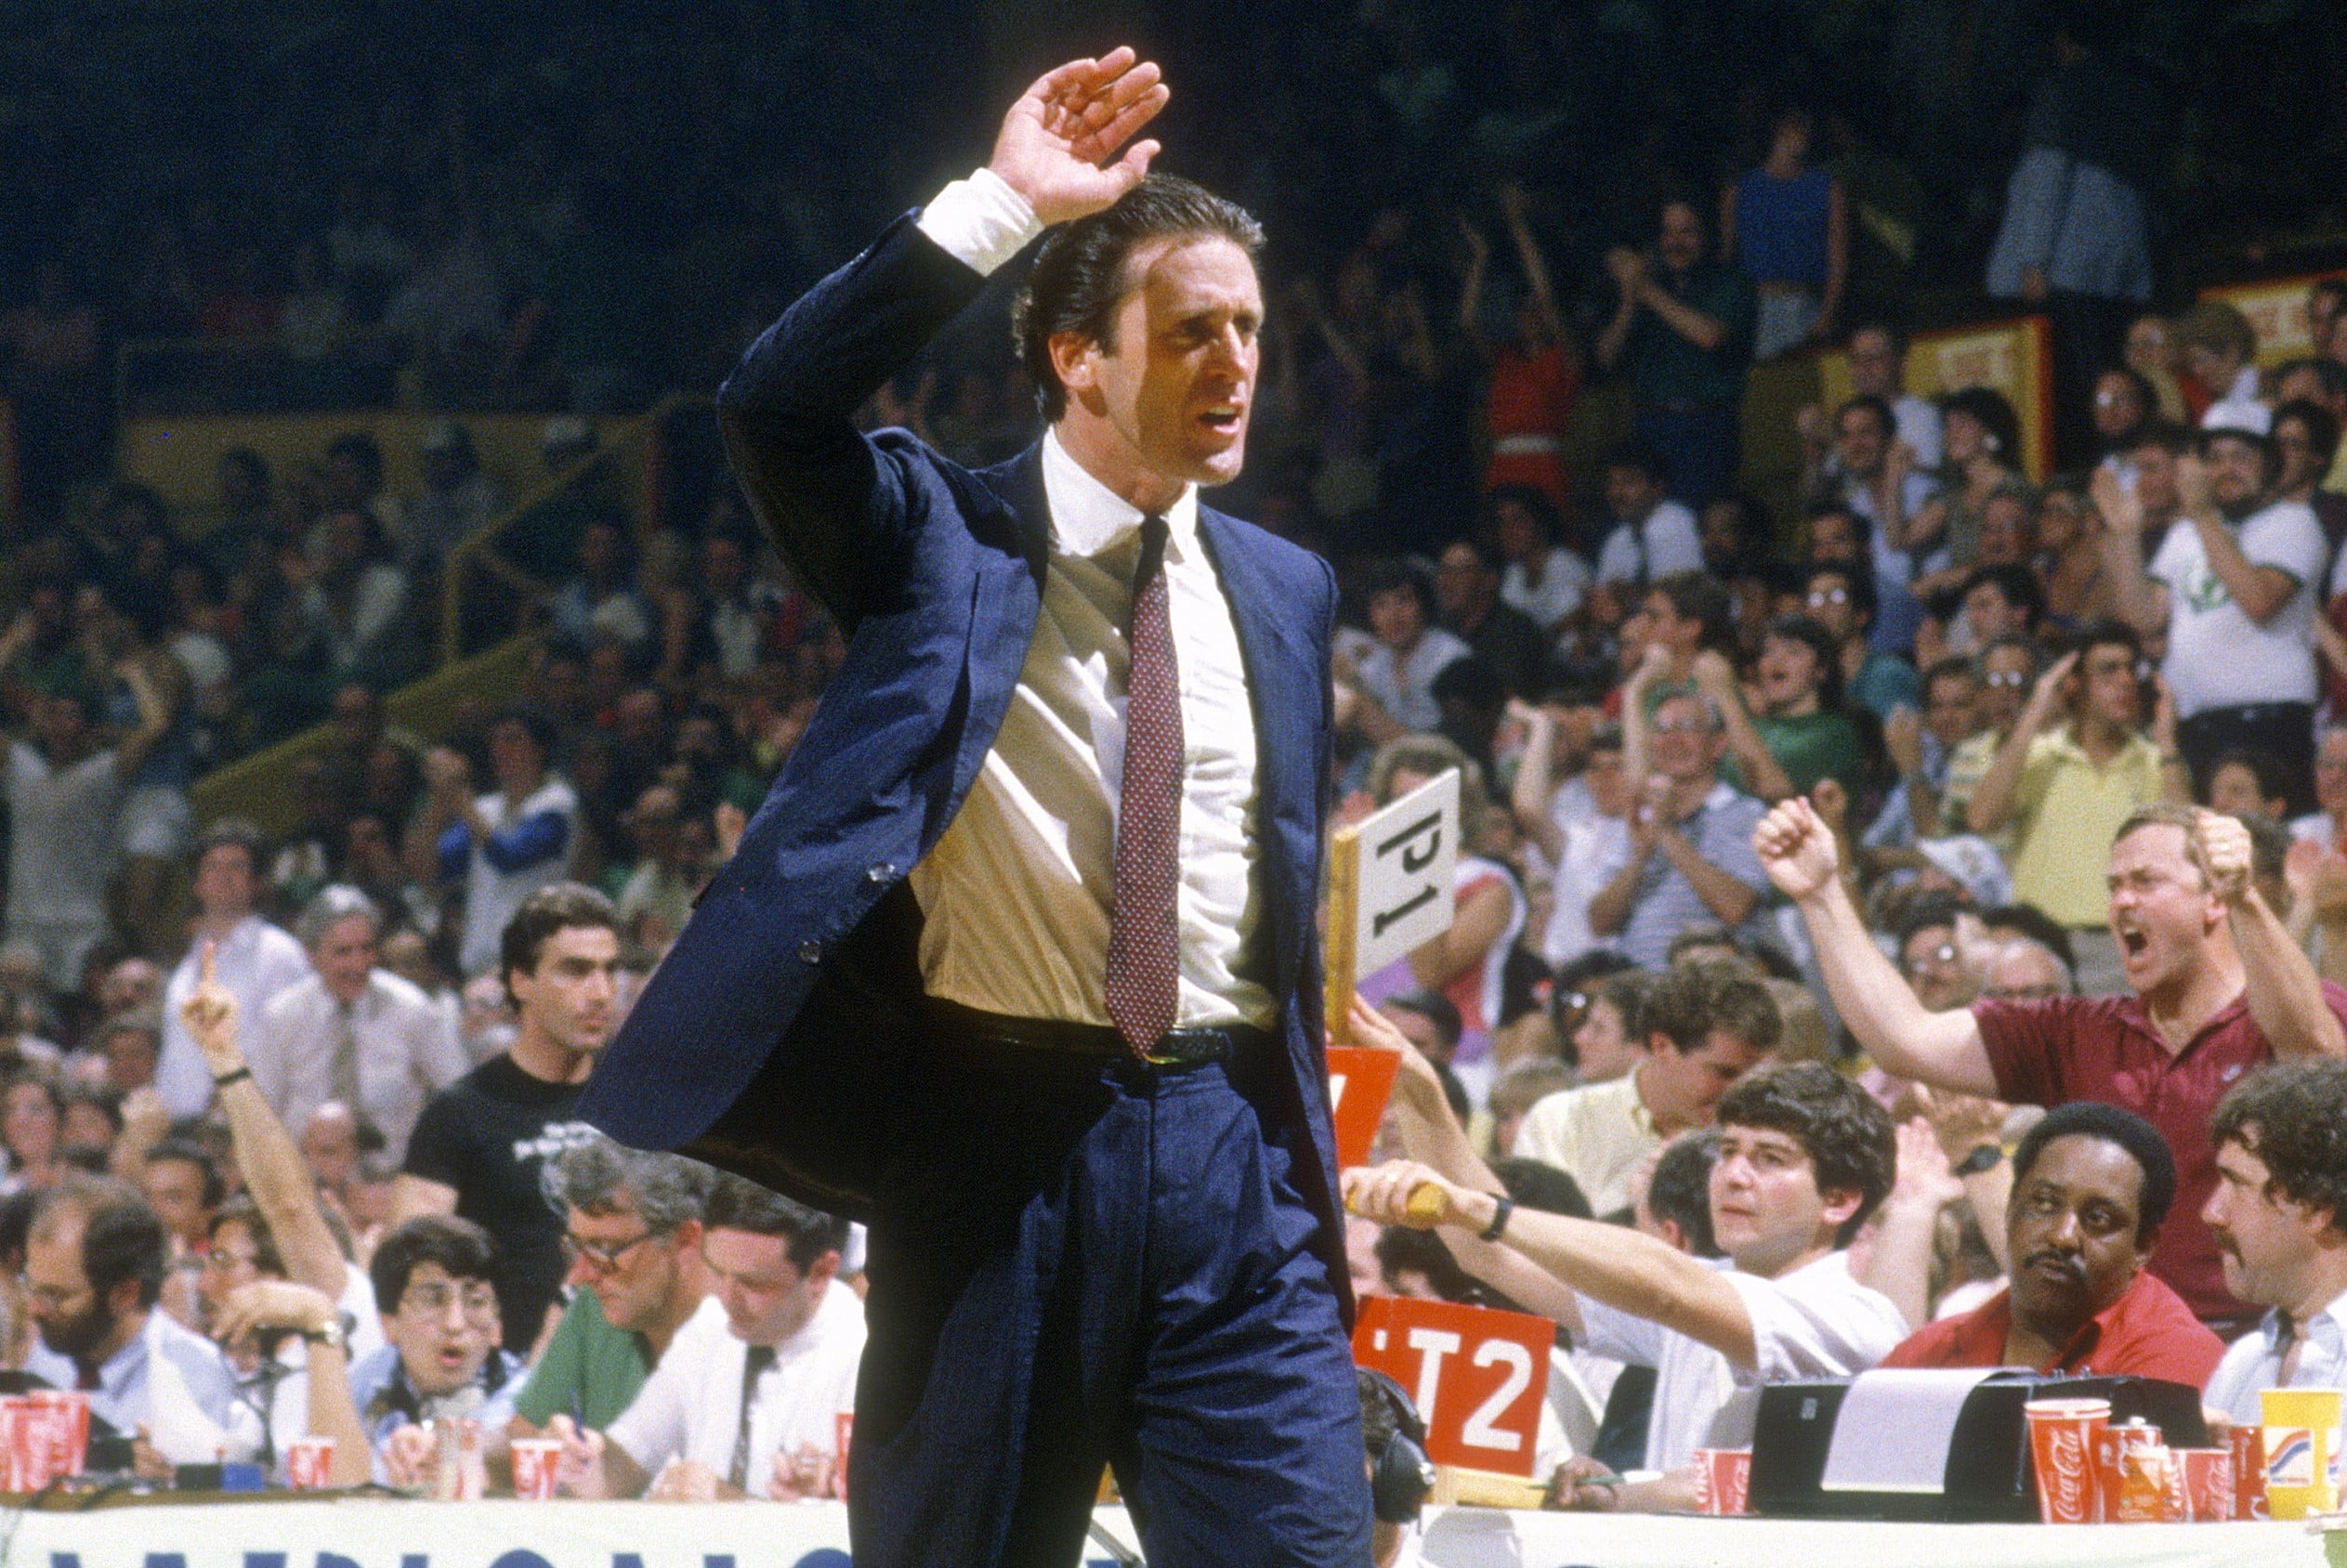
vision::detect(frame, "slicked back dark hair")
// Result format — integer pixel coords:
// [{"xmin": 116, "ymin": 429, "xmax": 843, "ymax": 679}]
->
[
  {"xmin": 1715, "ymin": 1063, "xmax": 1895, "ymax": 1246},
  {"xmin": 1013, "ymin": 174, "xmax": 1264, "ymax": 424},
  {"xmin": 2012, "ymin": 1100, "xmax": 2175, "ymax": 1243},
  {"xmin": 2211, "ymin": 1061, "xmax": 2347, "ymax": 1238},
  {"xmin": 701, "ymin": 1172, "xmax": 850, "ymax": 1273}
]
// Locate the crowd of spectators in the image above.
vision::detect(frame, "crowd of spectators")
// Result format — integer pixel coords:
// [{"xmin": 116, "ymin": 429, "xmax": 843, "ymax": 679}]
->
[{"xmin": 1, "ymin": 0, "xmax": 2347, "ymax": 1515}]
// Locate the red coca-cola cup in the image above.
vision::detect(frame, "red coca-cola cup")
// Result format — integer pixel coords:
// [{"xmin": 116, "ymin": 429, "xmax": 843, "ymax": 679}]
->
[
  {"xmin": 2232, "ymin": 1424, "xmax": 2267, "ymax": 1520},
  {"xmin": 0, "ymin": 1399, "xmax": 29, "ymax": 1493},
  {"xmin": 2026, "ymin": 1397, "xmax": 2109, "ymax": 1523},
  {"xmin": 26, "ymin": 1392, "xmax": 88, "ymax": 1478},
  {"xmin": 1693, "ymin": 1447, "xmax": 1750, "ymax": 1516},
  {"xmin": 8, "ymin": 1400, "xmax": 60, "ymax": 1494},
  {"xmin": 833, "ymin": 1413, "xmax": 854, "ymax": 1502},
  {"xmin": 285, "ymin": 1436, "xmax": 335, "ymax": 1491},
  {"xmin": 509, "ymin": 1437, "xmax": 561, "ymax": 1500},
  {"xmin": 2171, "ymin": 1447, "xmax": 2233, "ymax": 1522}
]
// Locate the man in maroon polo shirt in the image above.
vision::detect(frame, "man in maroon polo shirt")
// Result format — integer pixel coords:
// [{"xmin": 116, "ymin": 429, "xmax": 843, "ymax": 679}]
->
[
  {"xmin": 1881, "ymin": 1101, "xmax": 2222, "ymax": 1384},
  {"xmin": 1757, "ymin": 800, "xmax": 2347, "ymax": 1327}
]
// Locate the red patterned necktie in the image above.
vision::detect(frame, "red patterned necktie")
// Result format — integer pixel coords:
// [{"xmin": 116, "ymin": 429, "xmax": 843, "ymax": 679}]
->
[{"xmin": 1105, "ymin": 514, "xmax": 1183, "ymax": 1059}]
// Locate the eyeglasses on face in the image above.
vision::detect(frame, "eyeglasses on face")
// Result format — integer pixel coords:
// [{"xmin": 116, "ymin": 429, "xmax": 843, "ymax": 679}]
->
[
  {"xmin": 399, "ymin": 1281, "xmax": 499, "ymax": 1323},
  {"xmin": 560, "ymin": 1228, "xmax": 666, "ymax": 1274}
]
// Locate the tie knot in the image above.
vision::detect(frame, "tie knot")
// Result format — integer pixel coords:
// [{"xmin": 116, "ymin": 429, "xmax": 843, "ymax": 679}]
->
[
  {"xmin": 1134, "ymin": 513, "xmax": 1171, "ymax": 583},
  {"xmin": 746, "ymin": 1343, "xmax": 779, "ymax": 1373}
]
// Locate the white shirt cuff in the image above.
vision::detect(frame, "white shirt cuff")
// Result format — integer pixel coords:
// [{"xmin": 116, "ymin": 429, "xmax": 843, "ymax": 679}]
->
[{"xmin": 916, "ymin": 167, "xmax": 1043, "ymax": 278}]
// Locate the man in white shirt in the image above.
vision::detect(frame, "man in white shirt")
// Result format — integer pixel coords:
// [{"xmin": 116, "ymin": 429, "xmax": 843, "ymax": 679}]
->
[
  {"xmin": 156, "ymin": 820, "xmax": 312, "ymax": 1120},
  {"xmin": 557, "ymin": 1175, "xmax": 861, "ymax": 1501},
  {"xmin": 579, "ymin": 50, "xmax": 1374, "ymax": 1565},
  {"xmin": 1350, "ymin": 1062, "xmax": 1905, "ymax": 1504},
  {"xmin": 2104, "ymin": 425, "xmax": 2327, "ymax": 813},
  {"xmin": 1808, "ymin": 396, "xmax": 1942, "ymax": 654},
  {"xmin": 248, "ymin": 885, "xmax": 469, "ymax": 1165},
  {"xmin": 1, "ymin": 661, "xmax": 169, "ymax": 993},
  {"xmin": 2201, "ymin": 1060, "xmax": 2347, "ymax": 1422},
  {"xmin": 1513, "ymin": 960, "xmax": 1779, "ymax": 1215},
  {"xmin": 22, "ymin": 1177, "xmax": 241, "ymax": 1457},
  {"xmin": 421, "ymin": 707, "xmax": 580, "ymax": 978},
  {"xmin": 1593, "ymin": 440, "xmax": 1702, "ymax": 591}
]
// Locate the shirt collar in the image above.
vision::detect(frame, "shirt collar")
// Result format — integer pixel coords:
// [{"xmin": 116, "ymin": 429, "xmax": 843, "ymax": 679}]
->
[{"xmin": 1041, "ymin": 428, "xmax": 1200, "ymax": 562}]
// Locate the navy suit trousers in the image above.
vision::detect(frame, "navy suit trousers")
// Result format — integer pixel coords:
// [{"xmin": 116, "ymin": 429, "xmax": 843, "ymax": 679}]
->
[{"xmin": 847, "ymin": 1043, "xmax": 1372, "ymax": 1567}]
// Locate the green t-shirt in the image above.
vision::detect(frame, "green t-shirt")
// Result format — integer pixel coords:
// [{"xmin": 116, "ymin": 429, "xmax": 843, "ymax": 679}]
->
[
  {"xmin": 511, "ymin": 1287, "xmax": 656, "ymax": 1430},
  {"xmin": 1742, "ymin": 710, "xmax": 1868, "ymax": 800}
]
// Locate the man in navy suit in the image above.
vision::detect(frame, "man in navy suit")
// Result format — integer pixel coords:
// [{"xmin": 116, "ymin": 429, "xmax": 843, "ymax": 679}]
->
[{"xmin": 579, "ymin": 49, "xmax": 1372, "ymax": 1565}]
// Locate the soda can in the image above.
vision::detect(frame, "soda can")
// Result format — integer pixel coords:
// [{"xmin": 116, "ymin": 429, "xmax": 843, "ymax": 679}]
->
[
  {"xmin": 510, "ymin": 1437, "xmax": 562, "ymax": 1501},
  {"xmin": 285, "ymin": 1436, "xmax": 335, "ymax": 1491},
  {"xmin": 1692, "ymin": 1447, "xmax": 1751, "ymax": 1516},
  {"xmin": 0, "ymin": 1400, "xmax": 28, "ymax": 1493},
  {"xmin": 2095, "ymin": 1418, "xmax": 2162, "ymax": 1523},
  {"xmin": 2115, "ymin": 1441, "xmax": 2170, "ymax": 1522},
  {"xmin": 2232, "ymin": 1424, "xmax": 2267, "ymax": 1520},
  {"xmin": 2172, "ymin": 1448, "xmax": 2233, "ymax": 1522},
  {"xmin": 430, "ymin": 1418, "xmax": 485, "ymax": 1501},
  {"xmin": 25, "ymin": 1392, "xmax": 88, "ymax": 1478},
  {"xmin": 2024, "ymin": 1396, "xmax": 2108, "ymax": 1523}
]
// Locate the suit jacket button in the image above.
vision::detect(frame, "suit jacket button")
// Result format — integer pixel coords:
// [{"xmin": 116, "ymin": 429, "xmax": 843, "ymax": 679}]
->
[
  {"xmin": 799, "ymin": 940, "xmax": 823, "ymax": 964},
  {"xmin": 865, "ymin": 862, "xmax": 897, "ymax": 882}
]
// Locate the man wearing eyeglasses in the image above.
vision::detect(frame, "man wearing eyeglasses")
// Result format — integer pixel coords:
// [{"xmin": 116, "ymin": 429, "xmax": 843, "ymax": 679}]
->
[
  {"xmin": 553, "ymin": 1174, "xmax": 862, "ymax": 1502},
  {"xmin": 508, "ymin": 1139, "xmax": 712, "ymax": 1434},
  {"xmin": 1588, "ymin": 690, "xmax": 1773, "ymax": 970},
  {"xmin": 342, "ymin": 1215, "xmax": 523, "ymax": 1484}
]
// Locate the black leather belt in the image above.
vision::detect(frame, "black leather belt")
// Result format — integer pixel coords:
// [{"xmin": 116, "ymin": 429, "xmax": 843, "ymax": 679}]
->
[{"xmin": 924, "ymin": 997, "xmax": 1276, "ymax": 1070}]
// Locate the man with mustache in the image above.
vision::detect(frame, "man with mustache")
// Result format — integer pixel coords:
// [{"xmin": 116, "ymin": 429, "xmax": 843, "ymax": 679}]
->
[
  {"xmin": 1876, "ymin": 1101, "xmax": 2221, "ymax": 1381},
  {"xmin": 2201, "ymin": 1061, "xmax": 2347, "ymax": 1421}
]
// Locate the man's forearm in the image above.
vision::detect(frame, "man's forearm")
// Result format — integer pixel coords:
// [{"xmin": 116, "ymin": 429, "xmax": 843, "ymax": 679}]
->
[
  {"xmin": 1793, "ymin": 880, "xmax": 1997, "ymax": 1093},
  {"xmin": 1656, "ymin": 832, "xmax": 1756, "ymax": 925},
  {"xmin": 1587, "ymin": 851, "xmax": 1648, "ymax": 935},
  {"xmin": 1452, "ymin": 1195, "xmax": 1754, "ymax": 1366},
  {"xmin": 2233, "ymin": 890, "xmax": 2347, "ymax": 1061}
]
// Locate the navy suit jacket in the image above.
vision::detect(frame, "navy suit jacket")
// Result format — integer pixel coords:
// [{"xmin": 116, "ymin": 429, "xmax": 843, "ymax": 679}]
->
[{"xmin": 579, "ymin": 213, "xmax": 1350, "ymax": 1310}]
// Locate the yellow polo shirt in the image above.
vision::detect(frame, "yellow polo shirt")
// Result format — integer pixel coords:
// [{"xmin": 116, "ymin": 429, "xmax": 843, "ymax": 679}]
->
[
  {"xmin": 2008, "ymin": 725, "xmax": 2166, "ymax": 926},
  {"xmin": 1511, "ymin": 1071, "xmax": 1658, "ymax": 1216}
]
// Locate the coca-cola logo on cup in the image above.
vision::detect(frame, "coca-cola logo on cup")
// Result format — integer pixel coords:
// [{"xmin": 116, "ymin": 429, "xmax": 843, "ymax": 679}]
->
[{"xmin": 2043, "ymin": 1427, "xmax": 2090, "ymax": 1517}]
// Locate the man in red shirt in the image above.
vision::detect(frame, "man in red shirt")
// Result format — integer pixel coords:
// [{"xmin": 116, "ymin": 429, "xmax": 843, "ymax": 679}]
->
[
  {"xmin": 1757, "ymin": 800, "xmax": 2347, "ymax": 1327},
  {"xmin": 1881, "ymin": 1102, "xmax": 2222, "ymax": 1385}
]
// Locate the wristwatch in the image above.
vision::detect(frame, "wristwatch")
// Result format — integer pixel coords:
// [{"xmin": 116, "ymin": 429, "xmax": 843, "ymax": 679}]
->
[
  {"xmin": 1954, "ymin": 1143, "xmax": 2004, "ymax": 1177},
  {"xmin": 301, "ymin": 1316, "xmax": 348, "ymax": 1352},
  {"xmin": 1478, "ymin": 1196, "xmax": 1516, "ymax": 1243}
]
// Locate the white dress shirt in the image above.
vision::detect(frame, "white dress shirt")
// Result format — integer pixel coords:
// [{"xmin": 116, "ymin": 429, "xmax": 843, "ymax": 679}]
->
[
  {"xmin": 249, "ymin": 969, "xmax": 471, "ymax": 1163},
  {"xmin": 606, "ymin": 1285, "xmax": 865, "ymax": 1488},
  {"xmin": 906, "ymin": 175, "xmax": 1272, "ymax": 1030},
  {"xmin": 1578, "ymin": 1250, "xmax": 1905, "ymax": 1471},
  {"xmin": 157, "ymin": 915, "xmax": 314, "ymax": 1119},
  {"xmin": 2204, "ymin": 1287, "xmax": 2347, "ymax": 1425}
]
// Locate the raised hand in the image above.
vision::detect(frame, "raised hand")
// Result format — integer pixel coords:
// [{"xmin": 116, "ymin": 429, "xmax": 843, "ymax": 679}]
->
[
  {"xmin": 1883, "ymin": 706, "xmax": 1923, "ymax": 778},
  {"xmin": 2175, "ymin": 454, "xmax": 2214, "ymax": 519},
  {"xmin": 178, "ymin": 940, "xmax": 243, "ymax": 1078},
  {"xmin": 2192, "ymin": 808, "xmax": 2252, "ymax": 904},
  {"xmin": 2024, "ymin": 649, "xmax": 2079, "ymax": 727},
  {"xmin": 2088, "ymin": 464, "xmax": 2143, "ymax": 542},
  {"xmin": 1887, "ymin": 1117, "xmax": 1965, "ymax": 1212},
  {"xmin": 1751, "ymin": 795, "xmax": 1841, "ymax": 902},
  {"xmin": 988, "ymin": 48, "xmax": 1169, "ymax": 227}
]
